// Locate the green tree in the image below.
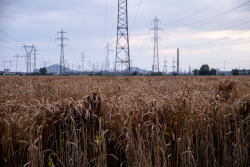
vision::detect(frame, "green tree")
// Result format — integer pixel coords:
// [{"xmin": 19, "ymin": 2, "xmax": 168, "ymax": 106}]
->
[
  {"xmin": 39, "ymin": 67, "xmax": 47, "ymax": 75},
  {"xmin": 193, "ymin": 69, "xmax": 199, "ymax": 76},
  {"xmin": 231, "ymin": 69, "xmax": 239, "ymax": 75},
  {"xmin": 199, "ymin": 64, "xmax": 210, "ymax": 75},
  {"xmin": 210, "ymin": 68, "xmax": 217, "ymax": 75},
  {"xmin": 242, "ymin": 69, "xmax": 246, "ymax": 75},
  {"xmin": 132, "ymin": 71, "xmax": 138, "ymax": 76},
  {"xmin": 151, "ymin": 72, "xmax": 162, "ymax": 76}
]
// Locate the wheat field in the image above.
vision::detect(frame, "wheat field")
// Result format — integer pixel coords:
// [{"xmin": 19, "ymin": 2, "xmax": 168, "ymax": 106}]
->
[{"xmin": 0, "ymin": 76, "xmax": 249, "ymax": 167}]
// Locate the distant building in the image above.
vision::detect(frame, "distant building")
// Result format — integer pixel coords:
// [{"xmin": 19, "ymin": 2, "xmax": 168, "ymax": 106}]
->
[
  {"xmin": 4, "ymin": 69, "xmax": 10, "ymax": 74},
  {"xmin": 33, "ymin": 69, "xmax": 39, "ymax": 73},
  {"xmin": 238, "ymin": 69, "xmax": 249, "ymax": 75}
]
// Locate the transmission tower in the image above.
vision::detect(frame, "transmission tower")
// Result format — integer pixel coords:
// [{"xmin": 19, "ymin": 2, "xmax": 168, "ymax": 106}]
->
[
  {"xmin": 56, "ymin": 28, "xmax": 69, "ymax": 75},
  {"xmin": 105, "ymin": 42, "xmax": 113, "ymax": 72},
  {"xmin": 163, "ymin": 57, "xmax": 168, "ymax": 74},
  {"xmin": 115, "ymin": 0, "xmax": 131, "ymax": 74},
  {"xmin": 80, "ymin": 53, "xmax": 85, "ymax": 72},
  {"xmin": 33, "ymin": 46, "xmax": 38, "ymax": 71},
  {"xmin": 23, "ymin": 45, "xmax": 34, "ymax": 73},
  {"xmin": 150, "ymin": 16, "xmax": 162, "ymax": 73},
  {"xmin": 171, "ymin": 57, "xmax": 176, "ymax": 73}
]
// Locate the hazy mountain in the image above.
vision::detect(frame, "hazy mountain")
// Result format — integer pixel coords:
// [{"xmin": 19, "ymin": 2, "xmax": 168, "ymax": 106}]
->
[
  {"xmin": 46, "ymin": 64, "xmax": 78, "ymax": 73},
  {"xmin": 126, "ymin": 67, "xmax": 150, "ymax": 74}
]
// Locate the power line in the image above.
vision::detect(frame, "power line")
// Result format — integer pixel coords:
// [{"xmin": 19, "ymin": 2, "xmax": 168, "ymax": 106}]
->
[
  {"xmin": 168, "ymin": 20, "xmax": 250, "ymax": 48},
  {"xmin": 199, "ymin": 37, "xmax": 249, "ymax": 47},
  {"xmin": 0, "ymin": 29, "xmax": 23, "ymax": 45},
  {"xmin": 0, "ymin": 38, "xmax": 21, "ymax": 48},
  {"xmin": 177, "ymin": 0, "xmax": 250, "ymax": 33},
  {"xmin": 0, "ymin": 10, "xmax": 46, "ymax": 39},
  {"xmin": 131, "ymin": 0, "xmax": 142, "ymax": 32},
  {"xmin": 164, "ymin": 0, "xmax": 222, "ymax": 26},
  {"xmin": 0, "ymin": 44, "xmax": 22, "ymax": 51},
  {"xmin": 104, "ymin": 0, "xmax": 108, "ymax": 45}
]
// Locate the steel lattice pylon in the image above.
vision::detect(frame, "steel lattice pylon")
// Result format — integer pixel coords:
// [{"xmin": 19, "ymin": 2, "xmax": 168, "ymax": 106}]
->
[
  {"xmin": 115, "ymin": 0, "xmax": 130, "ymax": 75},
  {"xmin": 23, "ymin": 45, "xmax": 34, "ymax": 73},
  {"xmin": 56, "ymin": 28, "xmax": 68, "ymax": 75},
  {"xmin": 150, "ymin": 16, "xmax": 162, "ymax": 73}
]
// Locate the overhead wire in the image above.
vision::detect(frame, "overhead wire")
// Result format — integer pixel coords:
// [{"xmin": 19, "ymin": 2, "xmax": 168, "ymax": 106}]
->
[
  {"xmin": 163, "ymin": 0, "xmax": 222, "ymax": 26},
  {"xmin": 198, "ymin": 37, "xmax": 249, "ymax": 47},
  {"xmin": 170, "ymin": 20, "xmax": 250, "ymax": 48},
  {"xmin": 0, "ymin": 29, "xmax": 24, "ymax": 45},
  {"xmin": 105, "ymin": 0, "xmax": 108, "ymax": 45},
  {"xmin": 130, "ymin": 0, "xmax": 142, "ymax": 33},
  {"xmin": 0, "ymin": 44, "xmax": 22, "ymax": 51},
  {"xmin": 127, "ymin": 0, "xmax": 143, "ymax": 68},
  {"xmin": 0, "ymin": 10, "xmax": 47, "ymax": 39},
  {"xmin": 173, "ymin": 0, "xmax": 250, "ymax": 35}
]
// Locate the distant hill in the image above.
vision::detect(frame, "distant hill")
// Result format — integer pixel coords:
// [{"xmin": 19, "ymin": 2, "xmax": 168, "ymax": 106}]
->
[
  {"xmin": 46, "ymin": 64, "xmax": 78, "ymax": 73},
  {"xmin": 46, "ymin": 65, "xmax": 149, "ymax": 74},
  {"xmin": 125, "ymin": 67, "xmax": 149, "ymax": 74}
]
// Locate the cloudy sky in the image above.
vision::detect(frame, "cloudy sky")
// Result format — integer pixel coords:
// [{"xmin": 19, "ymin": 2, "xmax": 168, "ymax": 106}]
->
[{"xmin": 0, "ymin": 0, "xmax": 249, "ymax": 72}]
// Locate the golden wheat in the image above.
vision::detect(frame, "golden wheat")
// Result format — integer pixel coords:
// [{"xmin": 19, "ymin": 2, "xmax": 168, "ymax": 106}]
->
[{"xmin": 0, "ymin": 76, "xmax": 249, "ymax": 167}]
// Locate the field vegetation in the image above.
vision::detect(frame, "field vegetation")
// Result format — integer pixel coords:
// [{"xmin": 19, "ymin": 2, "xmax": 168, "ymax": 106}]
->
[{"xmin": 0, "ymin": 76, "xmax": 249, "ymax": 167}]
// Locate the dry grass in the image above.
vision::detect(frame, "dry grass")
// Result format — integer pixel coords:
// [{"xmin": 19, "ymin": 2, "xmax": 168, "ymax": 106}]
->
[{"xmin": 0, "ymin": 76, "xmax": 249, "ymax": 167}]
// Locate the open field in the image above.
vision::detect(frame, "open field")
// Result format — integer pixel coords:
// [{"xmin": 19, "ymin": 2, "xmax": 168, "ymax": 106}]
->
[{"xmin": 0, "ymin": 76, "xmax": 249, "ymax": 167}]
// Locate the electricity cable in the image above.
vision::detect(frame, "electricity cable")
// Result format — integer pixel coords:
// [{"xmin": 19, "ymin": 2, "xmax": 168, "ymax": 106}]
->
[{"xmin": 0, "ymin": 29, "xmax": 24, "ymax": 45}]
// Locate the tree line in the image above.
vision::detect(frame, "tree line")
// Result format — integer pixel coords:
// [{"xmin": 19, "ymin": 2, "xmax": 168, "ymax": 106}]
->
[{"xmin": 193, "ymin": 64, "xmax": 250, "ymax": 76}]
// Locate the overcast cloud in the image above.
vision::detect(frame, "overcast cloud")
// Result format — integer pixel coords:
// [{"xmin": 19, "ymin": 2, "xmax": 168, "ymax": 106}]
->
[{"xmin": 0, "ymin": 0, "xmax": 249, "ymax": 72}]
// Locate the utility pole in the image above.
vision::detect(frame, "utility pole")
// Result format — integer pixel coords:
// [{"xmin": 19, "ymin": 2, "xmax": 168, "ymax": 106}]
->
[
  {"xmin": 42, "ymin": 61, "xmax": 50, "ymax": 68},
  {"xmin": 150, "ymin": 16, "xmax": 162, "ymax": 73},
  {"xmin": 96, "ymin": 62, "xmax": 99, "ymax": 72},
  {"xmin": 3, "ymin": 60, "xmax": 6, "ymax": 69},
  {"xmin": 14, "ymin": 55, "xmax": 18, "ymax": 72},
  {"xmin": 77, "ymin": 65, "xmax": 81, "ymax": 72},
  {"xmin": 101, "ymin": 61, "xmax": 104, "ymax": 71},
  {"xmin": 13, "ymin": 54, "xmax": 19, "ymax": 72},
  {"xmin": 177, "ymin": 48, "xmax": 180, "ymax": 74},
  {"xmin": 56, "ymin": 28, "xmax": 69, "ymax": 75},
  {"xmin": 115, "ymin": 0, "xmax": 131, "ymax": 75},
  {"xmin": 163, "ymin": 57, "xmax": 168, "ymax": 74},
  {"xmin": 23, "ymin": 45, "xmax": 34, "ymax": 73},
  {"xmin": 105, "ymin": 42, "xmax": 113, "ymax": 72},
  {"xmin": 224, "ymin": 60, "xmax": 226, "ymax": 75},
  {"xmin": 171, "ymin": 57, "xmax": 176, "ymax": 73},
  {"xmin": 13, "ymin": 54, "xmax": 25, "ymax": 72},
  {"xmin": 80, "ymin": 53, "xmax": 85, "ymax": 72},
  {"xmin": 9, "ymin": 60, "xmax": 12, "ymax": 72},
  {"xmin": 89, "ymin": 61, "xmax": 91, "ymax": 71}
]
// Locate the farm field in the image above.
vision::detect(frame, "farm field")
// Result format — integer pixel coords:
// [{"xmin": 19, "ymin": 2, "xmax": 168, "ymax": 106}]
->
[{"xmin": 0, "ymin": 76, "xmax": 249, "ymax": 167}]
